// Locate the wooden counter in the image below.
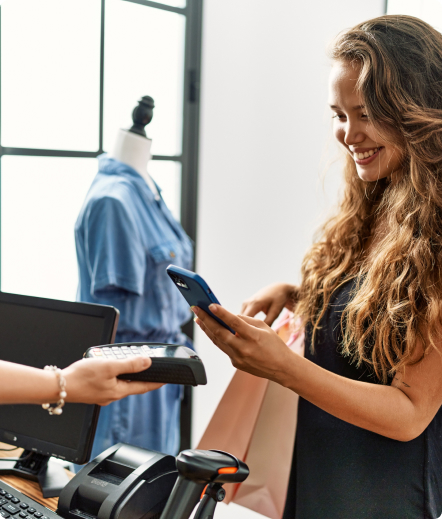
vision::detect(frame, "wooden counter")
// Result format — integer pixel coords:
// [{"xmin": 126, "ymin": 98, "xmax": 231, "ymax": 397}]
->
[{"xmin": 0, "ymin": 443, "xmax": 74, "ymax": 512}]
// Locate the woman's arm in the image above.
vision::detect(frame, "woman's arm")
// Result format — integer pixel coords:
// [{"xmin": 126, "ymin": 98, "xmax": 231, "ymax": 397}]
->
[
  {"xmin": 193, "ymin": 305, "xmax": 442, "ymax": 442},
  {"xmin": 0, "ymin": 357, "xmax": 162, "ymax": 406}
]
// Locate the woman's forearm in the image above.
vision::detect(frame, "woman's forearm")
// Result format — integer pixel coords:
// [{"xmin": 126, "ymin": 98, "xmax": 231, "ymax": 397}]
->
[
  {"xmin": 195, "ymin": 303, "xmax": 442, "ymax": 441},
  {"xmin": 278, "ymin": 353, "xmax": 419, "ymax": 441},
  {"xmin": 0, "ymin": 360, "xmax": 60, "ymax": 404}
]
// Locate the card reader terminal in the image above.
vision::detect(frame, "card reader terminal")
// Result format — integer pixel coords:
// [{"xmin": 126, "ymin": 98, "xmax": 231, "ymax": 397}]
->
[{"xmin": 84, "ymin": 343, "xmax": 207, "ymax": 386}]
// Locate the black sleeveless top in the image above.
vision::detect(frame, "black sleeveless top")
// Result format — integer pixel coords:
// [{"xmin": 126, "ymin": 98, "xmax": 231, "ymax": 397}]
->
[{"xmin": 283, "ymin": 278, "xmax": 442, "ymax": 519}]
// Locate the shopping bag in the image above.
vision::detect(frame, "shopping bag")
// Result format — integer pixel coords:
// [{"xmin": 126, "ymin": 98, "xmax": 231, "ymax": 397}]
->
[
  {"xmin": 196, "ymin": 368, "xmax": 269, "ymax": 502},
  {"xmin": 232, "ymin": 311, "xmax": 304, "ymax": 519},
  {"xmin": 197, "ymin": 309, "xmax": 304, "ymax": 517}
]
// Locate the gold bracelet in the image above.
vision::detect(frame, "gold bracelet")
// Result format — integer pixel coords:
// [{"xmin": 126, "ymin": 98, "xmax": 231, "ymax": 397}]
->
[{"xmin": 41, "ymin": 366, "xmax": 67, "ymax": 415}]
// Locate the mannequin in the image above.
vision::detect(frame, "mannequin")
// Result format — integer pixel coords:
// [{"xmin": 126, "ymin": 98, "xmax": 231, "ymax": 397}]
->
[
  {"xmin": 74, "ymin": 95, "xmax": 194, "ymax": 462},
  {"xmin": 109, "ymin": 96, "xmax": 159, "ymax": 199}
]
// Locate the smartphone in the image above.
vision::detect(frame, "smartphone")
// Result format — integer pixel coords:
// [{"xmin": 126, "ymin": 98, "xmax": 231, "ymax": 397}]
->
[{"xmin": 166, "ymin": 265, "xmax": 235, "ymax": 334}]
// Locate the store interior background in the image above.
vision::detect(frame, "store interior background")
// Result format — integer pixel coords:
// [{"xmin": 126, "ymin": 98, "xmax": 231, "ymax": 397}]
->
[{"xmin": 2, "ymin": 0, "xmax": 442, "ymax": 517}]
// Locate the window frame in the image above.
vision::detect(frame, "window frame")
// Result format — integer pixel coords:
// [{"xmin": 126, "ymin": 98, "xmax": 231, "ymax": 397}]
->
[{"xmin": 0, "ymin": 0, "xmax": 203, "ymax": 449}]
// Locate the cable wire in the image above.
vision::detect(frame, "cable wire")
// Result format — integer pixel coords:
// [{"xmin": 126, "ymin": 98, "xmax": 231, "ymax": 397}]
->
[{"xmin": 0, "ymin": 452, "xmax": 33, "ymax": 463}]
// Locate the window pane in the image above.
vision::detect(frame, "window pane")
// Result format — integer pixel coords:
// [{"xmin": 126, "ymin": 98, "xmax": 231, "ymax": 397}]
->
[
  {"xmin": 104, "ymin": 0, "xmax": 185, "ymax": 156},
  {"xmin": 1, "ymin": 0, "xmax": 101, "ymax": 151},
  {"xmin": 1, "ymin": 156, "xmax": 97, "ymax": 301},
  {"xmin": 387, "ymin": 0, "xmax": 442, "ymax": 32},
  {"xmin": 149, "ymin": 160, "xmax": 182, "ymax": 221}
]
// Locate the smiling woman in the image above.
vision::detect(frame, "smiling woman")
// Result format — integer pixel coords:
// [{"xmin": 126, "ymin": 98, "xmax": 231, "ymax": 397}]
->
[
  {"xmin": 194, "ymin": 14, "xmax": 442, "ymax": 519},
  {"xmin": 328, "ymin": 63, "xmax": 403, "ymax": 181}
]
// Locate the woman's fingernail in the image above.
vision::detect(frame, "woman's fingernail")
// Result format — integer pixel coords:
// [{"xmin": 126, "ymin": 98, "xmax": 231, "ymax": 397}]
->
[
  {"xmin": 209, "ymin": 304, "xmax": 218, "ymax": 313},
  {"xmin": 191, "ymin": 306, "xmax": 199, "ymax": 315}
]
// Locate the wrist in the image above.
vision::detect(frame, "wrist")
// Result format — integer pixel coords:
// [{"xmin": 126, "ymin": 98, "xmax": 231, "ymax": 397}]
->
[
  {"xmin": 61, "ymin": 366, "xmax": 76, "ymax": 403},
  {"xmin": 276, "ymin": 348, "xmax": 302, "ymax": 390},
  {"xmin": 41, "ymin": 369, "xmax": 61, "ymax": 403},
  {"xmin": 41, "ymin": 366, "xmax": 67, "ymax": 415}
]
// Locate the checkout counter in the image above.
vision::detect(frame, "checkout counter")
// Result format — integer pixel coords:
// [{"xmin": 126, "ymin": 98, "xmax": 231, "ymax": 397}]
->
[{"xmin": 0, "ymin": 443, "xmax": 73, "ymax": 511}]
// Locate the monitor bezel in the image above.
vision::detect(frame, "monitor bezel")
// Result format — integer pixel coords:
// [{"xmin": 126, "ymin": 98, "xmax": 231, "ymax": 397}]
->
[{"xmin": 0, "ymin": 291, "xmax": 119, "ymax": 464}]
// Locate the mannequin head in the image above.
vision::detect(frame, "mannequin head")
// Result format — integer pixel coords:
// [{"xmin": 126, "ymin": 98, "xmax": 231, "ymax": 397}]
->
[
  {"xmin": 109, "ymin": 129, "xmax": 152, "ymax": 177},
  {"xmin": 109, "ymin": 96, "xmax": 156, "ymax": 177}
]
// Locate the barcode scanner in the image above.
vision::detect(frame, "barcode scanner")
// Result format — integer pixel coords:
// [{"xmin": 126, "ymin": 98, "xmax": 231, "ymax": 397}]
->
[{"xmin": 159, "ymin": 449, "xmax": 249, "ymax": 519}]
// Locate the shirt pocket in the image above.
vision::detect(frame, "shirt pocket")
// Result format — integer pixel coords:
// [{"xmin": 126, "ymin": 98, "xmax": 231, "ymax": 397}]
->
[
  {"xmin": 150, "ymin": 241, "xmax": 180, "ymax": 264},
  {"xmin": 149, "ymin": 240, "xmax": 181, "ymax": 311}
]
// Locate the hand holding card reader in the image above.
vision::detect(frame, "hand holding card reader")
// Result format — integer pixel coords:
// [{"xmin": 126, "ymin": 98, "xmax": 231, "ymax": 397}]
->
[{"xmin": 84, "ymin": 343, "xmax": 207, "ymax": 386}]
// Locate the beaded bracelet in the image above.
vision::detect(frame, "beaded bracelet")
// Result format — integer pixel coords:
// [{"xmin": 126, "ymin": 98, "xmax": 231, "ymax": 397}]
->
[{"xmin": 41, "ymin": 365, "xmax": 67, "ymax": 415}]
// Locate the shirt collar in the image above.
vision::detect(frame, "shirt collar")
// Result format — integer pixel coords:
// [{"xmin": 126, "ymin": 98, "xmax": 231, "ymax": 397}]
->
[{"xmin": 98, "ymin": 153, "xmax": 162, "ymax": 200}]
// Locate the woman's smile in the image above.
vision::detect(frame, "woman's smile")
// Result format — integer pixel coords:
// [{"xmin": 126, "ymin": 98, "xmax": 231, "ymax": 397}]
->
[{"xmin": 351, "ymin": 146, "xmax": 384, "ymax": 165}]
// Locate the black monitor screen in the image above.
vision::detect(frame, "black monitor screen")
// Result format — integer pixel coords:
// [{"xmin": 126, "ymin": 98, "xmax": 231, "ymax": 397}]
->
[{"xmin": 0, "ymin": 293, "xmax": 118, "ymax": 464}]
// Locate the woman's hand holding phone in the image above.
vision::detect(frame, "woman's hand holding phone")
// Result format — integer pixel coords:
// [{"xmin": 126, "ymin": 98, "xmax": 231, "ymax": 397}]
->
[
  {"xmin": 167, "ymin": 267, "xmax": 298, "ymax": 382},
  {"xmin": 192, "ymin": 304, "xmax": 293, "ymax": 384}
]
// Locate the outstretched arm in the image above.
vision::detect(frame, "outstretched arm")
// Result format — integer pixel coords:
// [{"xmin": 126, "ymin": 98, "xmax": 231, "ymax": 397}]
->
[
  {"xmin": 193, "ymin": 304, "xmax": 442, "ymax": 442},
  {"xmin": 0, "ymin": 357, "xmax": 162, "ymax": 406}
]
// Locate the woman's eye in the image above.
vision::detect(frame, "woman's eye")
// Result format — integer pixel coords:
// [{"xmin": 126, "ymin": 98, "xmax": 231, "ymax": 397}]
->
[
  {"xmin": 361, "ymin": 113, "xmax": 369, "ymax": 119},
  {"xmin": 332, "ymin": 114, "xmax": 346, "ymax": 120}
]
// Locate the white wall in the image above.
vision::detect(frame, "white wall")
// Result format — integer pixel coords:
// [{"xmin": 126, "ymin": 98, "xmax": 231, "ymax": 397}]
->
[{"xmin": 193, "ymin": 1, "xmax": 384, "ymax": 517}]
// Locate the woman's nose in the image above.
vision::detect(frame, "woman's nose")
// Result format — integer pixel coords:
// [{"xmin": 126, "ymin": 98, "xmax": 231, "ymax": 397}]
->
[{"xmin": 344, "ymin": 121, "xmax": 365, "ymax": 146}]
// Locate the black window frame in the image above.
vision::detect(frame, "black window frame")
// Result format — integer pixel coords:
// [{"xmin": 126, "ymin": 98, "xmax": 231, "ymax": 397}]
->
[{"xmin": 0, "ymin": 0, "xmax": 203, "ymax": 449}]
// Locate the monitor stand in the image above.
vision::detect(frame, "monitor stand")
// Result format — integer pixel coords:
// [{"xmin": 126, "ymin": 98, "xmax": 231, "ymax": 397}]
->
[{"xmin": 0, "ymin": 450, "xmax": 71, "ymax": 498}]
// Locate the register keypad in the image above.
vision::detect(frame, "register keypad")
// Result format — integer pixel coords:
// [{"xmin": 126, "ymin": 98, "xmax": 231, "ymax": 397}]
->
[
  {"xmin": 3, "ymin": 504, "xmax": 19, "ymax": 514},
  {"xmin": 0, "ymin": 482, "xmax": 58, "ymax": 519}
]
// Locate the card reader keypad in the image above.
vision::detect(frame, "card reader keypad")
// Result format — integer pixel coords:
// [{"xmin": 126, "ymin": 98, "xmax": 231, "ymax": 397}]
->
[{"xmin": 88, "ymin": 345, "xmax": 158, "ymax": 359}]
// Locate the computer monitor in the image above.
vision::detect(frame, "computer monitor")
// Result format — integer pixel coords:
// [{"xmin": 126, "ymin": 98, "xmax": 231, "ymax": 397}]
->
[{"xmin": 0, "ymin": 291, "xmax": 119, "ymax": 497}]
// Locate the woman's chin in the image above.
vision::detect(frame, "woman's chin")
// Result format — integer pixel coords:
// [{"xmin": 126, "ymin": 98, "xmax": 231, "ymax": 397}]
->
[{"xmin": 356, "ymin": 168, "xmax": 390, "ymax": 183}]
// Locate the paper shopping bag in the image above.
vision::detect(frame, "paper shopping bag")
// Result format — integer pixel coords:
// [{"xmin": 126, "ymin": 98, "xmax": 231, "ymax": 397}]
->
[
  {"xmin": 231, "ymin": 380, "xmax": 299, "ymax": 518},
  {"xmin": 197, "ymin": 310, "xmax": 304, "ymax": 514},
  {"xmin": 196, "ymin": 369, "xmax": 269, "ymax": 502},
  {"xmin": 231, "ymin": 313, "xmax": 305, "ymax": 518}
]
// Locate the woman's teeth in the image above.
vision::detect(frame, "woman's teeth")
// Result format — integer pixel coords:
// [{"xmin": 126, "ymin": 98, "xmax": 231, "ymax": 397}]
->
[{"xmin": 355, "ymin": 147, "xmax": 379, "ymax": 159}]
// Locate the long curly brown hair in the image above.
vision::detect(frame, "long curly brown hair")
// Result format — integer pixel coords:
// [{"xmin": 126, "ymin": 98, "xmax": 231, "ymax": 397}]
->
[{"xmin": 295, "ymin": 15, "xmax": 442, "ymax": 383}]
